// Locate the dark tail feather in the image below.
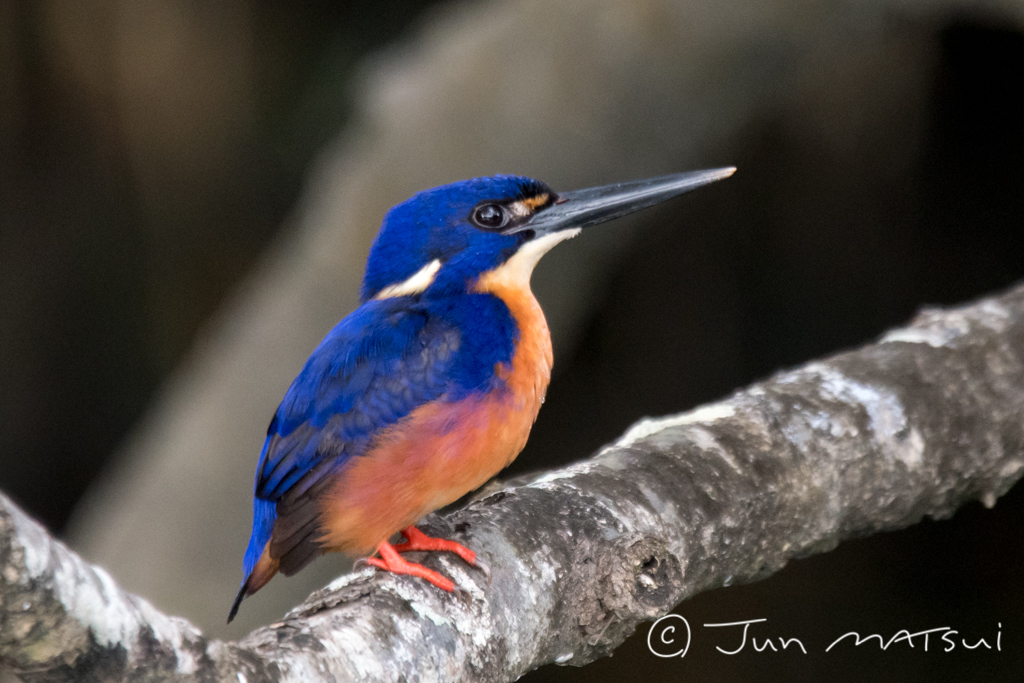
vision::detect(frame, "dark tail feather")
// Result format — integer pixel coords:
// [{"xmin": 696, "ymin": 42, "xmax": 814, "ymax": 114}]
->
[
  {"xmin": 227, "ymin": 584, "xmax": 247, "ymax": 624},
  {"xmin": 227, "ymin": 545, "xmax": 280, "ymax": 624}
]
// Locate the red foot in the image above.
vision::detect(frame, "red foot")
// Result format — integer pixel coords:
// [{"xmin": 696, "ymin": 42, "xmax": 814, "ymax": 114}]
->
[
  {"xmin": 363, "ymin": 527, "xmax": 491, "ymax": 591},
  {"xmin": 393, "ymin": 526, "xmax": 480, "ymax": 568},
  {"xmin": 365, "ymin": 542, "xmax": 456, "ymax": 592}
]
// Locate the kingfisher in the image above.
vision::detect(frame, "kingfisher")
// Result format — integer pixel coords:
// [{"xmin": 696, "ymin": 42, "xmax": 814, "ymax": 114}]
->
[{"xmin": 228, "ymin": 167, "xmax": 735, "ymax": 622}]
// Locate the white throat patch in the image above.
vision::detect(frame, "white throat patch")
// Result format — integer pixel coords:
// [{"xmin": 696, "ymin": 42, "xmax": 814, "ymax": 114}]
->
[
  {"xmin": 477, "ymin": 228, "xmax": 581, "ymax": 289},
  {"xmin": 373, "ymin": 259, "xmax": 442, "ymax": 300}
]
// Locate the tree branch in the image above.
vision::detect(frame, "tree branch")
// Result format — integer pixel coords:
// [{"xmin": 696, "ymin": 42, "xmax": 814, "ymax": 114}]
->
[{"xmin": 5, "ymin": 282, "xmax": 1024, "ymax": 682}]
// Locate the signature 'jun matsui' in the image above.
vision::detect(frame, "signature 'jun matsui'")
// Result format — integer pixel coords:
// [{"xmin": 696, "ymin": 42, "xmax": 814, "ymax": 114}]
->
[{"xmin": 229, "ymin": 167, "xmax": 735, "ymax": 622}]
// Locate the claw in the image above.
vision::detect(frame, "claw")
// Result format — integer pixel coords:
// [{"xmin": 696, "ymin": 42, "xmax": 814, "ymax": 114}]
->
[{"xmin": 474, "ymin": 557, "xmax": 492, "ymax": 584}]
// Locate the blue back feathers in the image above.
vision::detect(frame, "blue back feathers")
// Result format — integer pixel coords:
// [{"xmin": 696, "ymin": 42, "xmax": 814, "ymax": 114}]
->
[{"xmin": 241, "ymin": 175, "xmax": 547, "ymax": 580}]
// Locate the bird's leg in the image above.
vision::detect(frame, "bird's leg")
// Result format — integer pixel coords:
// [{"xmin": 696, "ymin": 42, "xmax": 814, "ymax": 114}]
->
[
  {"xmin": 393, "ymin": 526, "xmax": 480, "ymax": 568},
  {"xmin": 365, "ymin": 541, "xmax": 456, "ymax": 592}
]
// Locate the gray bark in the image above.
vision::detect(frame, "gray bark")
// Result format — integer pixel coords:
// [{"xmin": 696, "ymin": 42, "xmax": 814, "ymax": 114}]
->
[{"xmin": 5, "ymin": 282, "xmax": 1024, "ymax": 682}]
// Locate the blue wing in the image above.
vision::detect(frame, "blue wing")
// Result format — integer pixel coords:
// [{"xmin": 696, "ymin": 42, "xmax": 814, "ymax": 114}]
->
[
  {"xmin": 239, "ymin": 293, "xmax": 519, "ymax": 581},
  {"xmin": 256, "ymin": 304, "xmax": 460, "ymax": 500},
  {"xmin": 241, "ymin": 299, "xmax": 461, "ymax": 578}
]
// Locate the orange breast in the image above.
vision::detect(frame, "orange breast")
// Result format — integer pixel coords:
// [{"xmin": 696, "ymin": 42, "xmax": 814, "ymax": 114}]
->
[{"xmin": 319, "ymin": 277, "xmax": 552, "ymax": 555}]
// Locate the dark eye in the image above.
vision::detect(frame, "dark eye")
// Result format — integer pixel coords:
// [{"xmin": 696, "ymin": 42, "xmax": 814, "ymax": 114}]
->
[{"xmin": 471, "ymin": 203, "xmax": 507, "ymax": 230}]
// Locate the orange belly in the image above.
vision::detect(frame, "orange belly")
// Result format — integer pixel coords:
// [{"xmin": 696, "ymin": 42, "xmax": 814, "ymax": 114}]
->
[{"xmin": 319, "ymin": 278, "xmax": 552, "ymax": 555}]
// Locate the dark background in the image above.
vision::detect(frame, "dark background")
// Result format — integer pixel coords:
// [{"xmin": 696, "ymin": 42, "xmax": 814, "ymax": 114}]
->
[{"xmin": 2, "ymin": 1, "xmax": 1023, "ymax": 681}]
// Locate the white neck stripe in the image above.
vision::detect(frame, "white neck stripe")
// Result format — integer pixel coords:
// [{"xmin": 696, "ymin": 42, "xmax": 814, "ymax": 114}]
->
[{"xmin": 373, "ymin": 259, "xmax": 442, "ymax": 300}]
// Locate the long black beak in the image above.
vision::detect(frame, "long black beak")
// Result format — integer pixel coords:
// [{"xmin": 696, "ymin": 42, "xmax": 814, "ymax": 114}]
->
[{"xmin": 513, "ymin": 167, "xmax": 736, "ymax": 235}]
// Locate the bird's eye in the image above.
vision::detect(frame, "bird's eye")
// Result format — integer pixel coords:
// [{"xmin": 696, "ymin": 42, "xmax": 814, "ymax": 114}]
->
[{"xmin": 471, "ymin": 203, "xmax": 508, "ymax": 230}]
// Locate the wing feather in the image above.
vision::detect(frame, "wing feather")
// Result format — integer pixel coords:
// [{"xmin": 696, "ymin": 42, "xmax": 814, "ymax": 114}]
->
[{"xmin": 241, "ymin": 300, "xmax": 461, "ymax": 578}]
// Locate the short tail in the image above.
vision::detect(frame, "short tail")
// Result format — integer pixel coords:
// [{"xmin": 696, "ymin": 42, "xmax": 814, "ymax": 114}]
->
[
  {"xmin": 230, "ymin": 497, "xmax": 279, "ymax": 623},
  {"xmin": 227, "ymin": 547, "xmax": 281, "ymax": 623},
  {"xmin": 227, "ymin": 584, "xmax": 247, "ymax": 624}
]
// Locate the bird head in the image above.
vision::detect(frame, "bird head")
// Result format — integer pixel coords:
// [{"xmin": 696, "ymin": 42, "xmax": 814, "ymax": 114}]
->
[{"xmin": 360, "ymin": 169, "xmax": 735, "ymax": 301}]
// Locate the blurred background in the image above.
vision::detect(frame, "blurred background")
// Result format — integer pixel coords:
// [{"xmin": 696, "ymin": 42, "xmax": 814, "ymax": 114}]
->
[{"xmin": 2, "ymin": 0, "xmax": 1024, "ymax": 680}]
